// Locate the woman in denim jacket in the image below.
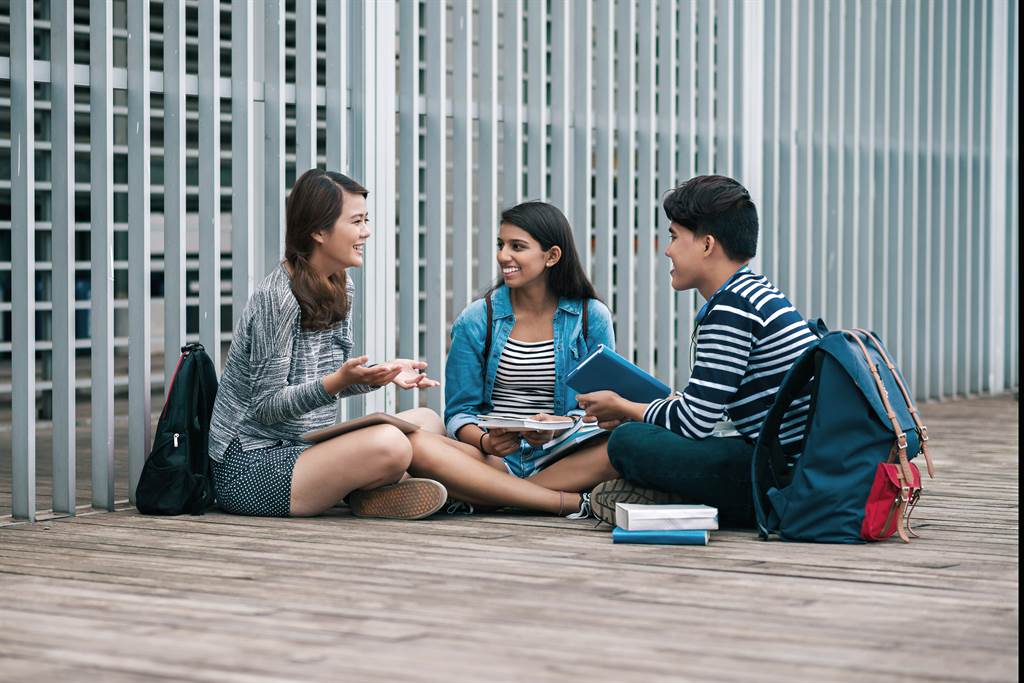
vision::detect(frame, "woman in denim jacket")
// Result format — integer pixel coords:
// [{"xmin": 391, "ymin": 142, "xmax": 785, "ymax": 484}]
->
[{"xmin": 405, "ymin": 202, "xmax": 619, "ymax": 516}]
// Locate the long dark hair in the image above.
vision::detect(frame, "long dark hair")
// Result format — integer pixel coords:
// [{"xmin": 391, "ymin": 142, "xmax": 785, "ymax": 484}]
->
[
  {"xmin": 488, "ymin": 201, "xmax": 600, "ymax": 302},
  {"xmin": 285, "ymin": 168, "xmax": 369, "ymax": 330}
]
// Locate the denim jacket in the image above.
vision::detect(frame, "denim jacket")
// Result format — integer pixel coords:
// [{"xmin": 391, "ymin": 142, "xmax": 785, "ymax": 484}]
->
[{"xmin": 444, "ymin": 285, "xmax": 616, "ymax": 438}]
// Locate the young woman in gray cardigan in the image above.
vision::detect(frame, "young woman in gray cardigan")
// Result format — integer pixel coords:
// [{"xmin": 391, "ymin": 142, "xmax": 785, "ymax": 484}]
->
[{"xmin": 208, "ymin": 169, "xmax": 446, "ymax": 518}]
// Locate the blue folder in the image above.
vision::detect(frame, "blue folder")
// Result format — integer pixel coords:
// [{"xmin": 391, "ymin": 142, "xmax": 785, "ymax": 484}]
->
[
  {"xmin": 611, "ymin": 528, "xmax": 710, "ymax": 545},
  {"xmin": 565, "ymin": 344, "xmax": 672, "ymax": 404}
]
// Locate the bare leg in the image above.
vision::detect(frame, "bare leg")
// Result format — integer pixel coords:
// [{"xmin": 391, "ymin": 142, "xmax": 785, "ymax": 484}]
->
[
  {"xmin": 406, "ymin": 430, "xmax": 581, "ymax": 515},
  {"xmin": 529, "ymin": 438, "xmax": 620, "ymax": 493},
  {"xmin": 290, "ymin": 424, "xmax": 412, "ymax": 517}
]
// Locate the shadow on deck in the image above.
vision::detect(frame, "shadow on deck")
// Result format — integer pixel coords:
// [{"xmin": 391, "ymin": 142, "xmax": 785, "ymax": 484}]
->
[{"xmin": 0, "ymin": 396, "xmax": 1018, "ymax": 682}]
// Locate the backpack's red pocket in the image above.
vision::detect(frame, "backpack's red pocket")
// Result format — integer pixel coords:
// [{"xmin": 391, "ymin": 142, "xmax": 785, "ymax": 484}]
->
[{"xmin": 861, "ymin": 461, "xmax": 922, "ymax": 542}]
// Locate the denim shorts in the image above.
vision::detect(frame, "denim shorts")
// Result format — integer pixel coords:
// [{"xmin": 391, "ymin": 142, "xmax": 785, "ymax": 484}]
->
[
  {"xmin": 502, "ymin": 442, "xmax": 551, "ymax": 479},
  {"xmin": 212, "ymin": 439, "xmax": 306, "ymax": 517}
]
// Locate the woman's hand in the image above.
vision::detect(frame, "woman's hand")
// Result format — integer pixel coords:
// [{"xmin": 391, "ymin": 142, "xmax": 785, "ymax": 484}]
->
[
  {"xmin": 576, "ymin": 390, "xmax": 647, "ymax": 430},
  {"xmin": 327, "ymin": 356, "xmax": 402, "ymax": 393},
  {"xmin": 521, "ymin": 413, "xmax": 573, "ymax": 447},
  {"xmin": 389, "ymin": 358, "xmax": 441, "ymax": 390},
  {"xmin": 482, "ymin": 428, "xmax": 522, "ymax": 457}
]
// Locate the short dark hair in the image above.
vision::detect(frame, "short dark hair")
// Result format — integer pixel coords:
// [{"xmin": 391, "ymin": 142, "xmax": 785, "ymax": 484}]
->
[{"xmin": 662, "ymin": 175, "xmax": 758, "ymax": 261}]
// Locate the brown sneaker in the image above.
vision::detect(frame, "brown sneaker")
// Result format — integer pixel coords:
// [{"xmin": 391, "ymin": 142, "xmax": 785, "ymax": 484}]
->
[
  {"xmin": 590, "ymin": 478, "xmax": 684, "ymax": 526},
  {"xmin": 348, "ymin": 478, "xmax": 448, "ymax": 520}
]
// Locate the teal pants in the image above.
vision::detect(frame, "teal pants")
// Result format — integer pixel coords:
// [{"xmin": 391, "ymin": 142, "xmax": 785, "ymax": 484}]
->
[{"xmin": 607, "ymin": 422, "xmax": 756, "ymax": 527}]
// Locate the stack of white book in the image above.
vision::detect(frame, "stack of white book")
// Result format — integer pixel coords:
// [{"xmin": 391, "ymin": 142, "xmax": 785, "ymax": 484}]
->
[{"xmin": 612, "ymin": 504, "xmax": 719, "ymax": 545}]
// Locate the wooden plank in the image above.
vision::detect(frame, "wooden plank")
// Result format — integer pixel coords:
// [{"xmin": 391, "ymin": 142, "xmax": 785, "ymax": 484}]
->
[{"xmin": 0, "ymin": 397, "xmax": 1017, "ymax": 681}]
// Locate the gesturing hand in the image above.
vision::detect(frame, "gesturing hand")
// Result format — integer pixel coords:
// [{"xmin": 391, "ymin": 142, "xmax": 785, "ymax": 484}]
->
[
  {"xmin": 389, "ymin": 358, "xmax": 441, "ymax": 390},
  {"xmin": 333, "ymin": 356, "xmax": 403, "ymax": 389}
]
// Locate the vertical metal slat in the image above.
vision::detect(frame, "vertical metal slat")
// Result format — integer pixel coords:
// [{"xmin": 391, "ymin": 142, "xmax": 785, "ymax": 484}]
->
[
  {"xmin": 397, "ymin": 0, "xmax": 421, "ymax": 412},
  {"xmin": 635, "ymin": 0, "xmax": 656, "ymax": 372},
  {"xmin": 676, "ymin": 0, "xmax": 699, "ymax": 387},
  {"xmin": 593, "ymin": 0, "xmax": 614, "ymax": 302},
  {"xmin": 232, "ymin": 0, "xmax": 256, "ymax": 326},
  {"xmin": 550, "ymin": 0, "xmax": 572, "ymax": 213},
  {"xmin": 90, "ymin": 0, "xmax": 115, "ymax": 511},
  {"xmin": 51, "ymin": 0, "xmax": 77, "ymax": 515},
  {"xmin": 326, "ymin": 0, "xmax": 350, "ymax": 173},
  {"xmin": 199, "ymin": 0, "xmax": 222, "ymax": 369},
  {"xmin": 452, "ymin": 1, "xmax": 474, "ymax": 316},
  {"xmin": 424, "ymin": 0, "xmax": 447, "ymax": 414},
  {"xmin": 570, "ymin": 0, "xmax": 593, "ymax": 276},
  {"xmin": 164, "ymin": 0, "xmax": 187, "ymax": 391},
  {"xmin": 655, "ymin": 0, "xmax": 677, "ymax": 384},
  {"xmin": 11, "ymin": 0, "xmax": 36, "ymax": 520},
  {"xmin": 477, "ymin": 0, "xmax": 500, "ymax": 291},
  {"xmin": 527, "ymin": 0, "xmax": 547, "ymax": 199},
  {"xmin": 616, "ymin": 0, "xmax": 637, "ymax": 361},
  {"xmin": 295, "ymin": 0, "xmax": 318, "ymax": 173},
  {"xmin": 503, "ymin": 0, "xmax": 524, "ymax": 205},
  {"xmin": 265, "ymin": 0, "xmax": 286, "ymax": 276},
  {"xmin": 127, "ymin": 0, "xmax": 153, "ymax": 503}
]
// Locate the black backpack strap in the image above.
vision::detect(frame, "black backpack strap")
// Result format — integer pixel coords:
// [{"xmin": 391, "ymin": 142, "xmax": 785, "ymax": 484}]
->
[
  {"xmin": 751, "ymin": 343, "xmax": 820, "ymax": 539},
  {"xmin": 482, "ymin": 292, "xmax": 494, "ymax": 384},
  {"xmin": 583, "ymin": 298, "xmax": 589, "ymax": 342},
  {"xmin": 189, "ymin": 347, "xmax": 218, "ymax": 515}
]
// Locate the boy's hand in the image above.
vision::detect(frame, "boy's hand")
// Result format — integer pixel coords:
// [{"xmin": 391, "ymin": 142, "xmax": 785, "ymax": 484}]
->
[
  {"xmin": 576, "ymin": 390, "xmax": 647, "ymax": 430},
  {"xmin": 521, "ymin": 413, "xmax": 573, "ymax": 447}
]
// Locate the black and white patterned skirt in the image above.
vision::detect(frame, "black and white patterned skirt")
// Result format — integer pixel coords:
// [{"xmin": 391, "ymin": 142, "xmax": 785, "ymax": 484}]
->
[{"xmin": 212, "ymin": 438, "xmax": 305, "ymax": 517}]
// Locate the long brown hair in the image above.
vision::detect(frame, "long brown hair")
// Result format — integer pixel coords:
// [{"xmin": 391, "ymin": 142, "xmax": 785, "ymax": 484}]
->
[{"xmin": 285, "ymin": 169, "xmax": 369, "ymax": 330}]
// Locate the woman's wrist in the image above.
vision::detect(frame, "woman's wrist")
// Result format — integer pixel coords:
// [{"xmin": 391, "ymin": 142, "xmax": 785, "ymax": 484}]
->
[
  {"xmin": 478, "ymin": 431, "xmax": 489, "ymax": 454},
  {"xmin": 322, "ymin": 369, "xmax": 349, "ymax": 395}
]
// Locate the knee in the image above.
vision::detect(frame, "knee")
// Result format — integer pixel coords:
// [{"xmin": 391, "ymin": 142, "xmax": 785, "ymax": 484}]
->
[
  {"xmin": 607, "ymin": 422, "xmax": 648, "ymax": 471},
  {"xmin": 405, "ymin": 430, "xmax": 441, "ymax": 471},
  {"xmin": 369, "ymin": 425, "xmax": 413, "ymax": 477},
  {"xmin": 409, "ymin": 407, "xmax": 445, "ymax": 435}
]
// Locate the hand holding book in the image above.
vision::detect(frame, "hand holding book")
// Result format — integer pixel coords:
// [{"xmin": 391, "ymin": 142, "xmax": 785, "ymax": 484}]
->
[
  {"xmin": 521, "ymin": 413, "xmax": 574, "ymax": 447},
  {"xmin": 576, "ymin": 389, "xmax": 651, "ymax": 430}
]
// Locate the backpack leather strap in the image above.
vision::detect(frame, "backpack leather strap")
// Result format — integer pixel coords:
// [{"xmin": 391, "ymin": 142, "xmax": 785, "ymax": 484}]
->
[
  {"xmin": 843, "ymin": 331, "xmax": 915, "ymax": 484},
  {"xmin": 853, "ymin": 328, "xmax": 934, "ymax": 479}
]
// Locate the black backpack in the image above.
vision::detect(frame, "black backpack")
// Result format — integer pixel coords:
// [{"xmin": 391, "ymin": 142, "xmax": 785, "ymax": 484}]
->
[{"xmin": 136, "ymin": 343, "xmax": 219, "ymax": 515}]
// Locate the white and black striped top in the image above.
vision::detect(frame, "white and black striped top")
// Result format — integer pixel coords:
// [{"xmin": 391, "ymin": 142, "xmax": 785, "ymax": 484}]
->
[{"xmin": 490, "ymin": 338, "xmax": 556, "ymax": 418}]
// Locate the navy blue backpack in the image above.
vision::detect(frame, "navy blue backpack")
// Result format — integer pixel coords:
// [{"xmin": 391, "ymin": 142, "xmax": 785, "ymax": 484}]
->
[{"xmin": 752, "ymin": 326, "xmax": 935, "ymax": 543}]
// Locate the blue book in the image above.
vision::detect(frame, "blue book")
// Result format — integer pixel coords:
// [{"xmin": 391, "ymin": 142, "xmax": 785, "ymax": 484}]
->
[
  {"xmin": 565, "ymin": 344, "xmax": 672, "ymax": 404},
  {"xmin": 611, "ymin": 528, "xmax": 710, "ymax": 545}
]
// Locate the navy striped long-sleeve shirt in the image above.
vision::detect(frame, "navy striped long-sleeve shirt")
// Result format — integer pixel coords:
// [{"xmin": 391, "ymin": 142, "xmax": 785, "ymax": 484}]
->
[{"xmin": 643, "ymin": 269, "xmax": 816, "ymax": 456}]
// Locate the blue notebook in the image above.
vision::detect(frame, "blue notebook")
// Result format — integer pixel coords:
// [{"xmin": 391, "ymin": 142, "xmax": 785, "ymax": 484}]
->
[
  {"xmin": 611, "ymin": 528, "xmax": 710, "ymax": 545},
  {"xmin": 565, "ymin": 344, "xmax": 672, "ymax": 403}
]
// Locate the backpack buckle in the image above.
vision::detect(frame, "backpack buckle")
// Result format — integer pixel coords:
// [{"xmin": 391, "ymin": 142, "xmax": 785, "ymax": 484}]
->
[{"xmin": 896, "ymin": 432, "xmax": 908, "ymax": 451}]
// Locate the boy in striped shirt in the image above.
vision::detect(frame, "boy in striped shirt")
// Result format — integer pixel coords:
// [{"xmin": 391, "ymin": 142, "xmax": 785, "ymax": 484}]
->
[{"xmin": 577, "ymin": 175, "xmax": 816, "ymax": 527}]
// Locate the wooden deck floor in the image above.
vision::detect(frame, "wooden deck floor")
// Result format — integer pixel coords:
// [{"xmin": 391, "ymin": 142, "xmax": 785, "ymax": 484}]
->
[{"xmin": 0, "ymin": 396, "xmax": 1018, "ymax": 682}]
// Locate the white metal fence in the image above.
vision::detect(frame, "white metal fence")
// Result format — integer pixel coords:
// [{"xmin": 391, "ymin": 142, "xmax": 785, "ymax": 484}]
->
[{"xmin": 2, "ymin": 0, "xmax": 1018, "ymax": 521}]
